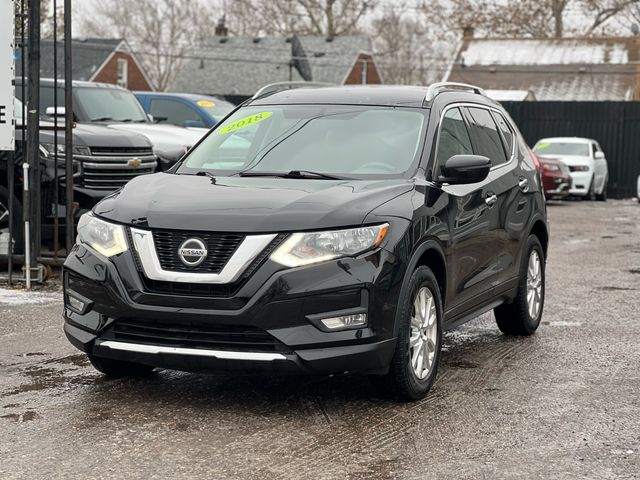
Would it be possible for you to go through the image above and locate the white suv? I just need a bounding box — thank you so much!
[533,137,608,201]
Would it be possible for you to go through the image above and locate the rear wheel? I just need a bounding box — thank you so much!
[382,266,443,401]
[88,354,155,378]
[494,235,545,335]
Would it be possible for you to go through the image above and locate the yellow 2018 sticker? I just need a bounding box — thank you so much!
[536,143,550,150]
[217,112,273,134]
[197,100,216,107]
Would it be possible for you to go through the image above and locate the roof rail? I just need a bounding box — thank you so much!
[251,81,335,100]
[424,82,486,103]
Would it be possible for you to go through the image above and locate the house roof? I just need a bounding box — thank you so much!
[18,38,129,81]
[447,37,640,101]
[170,36,374,97]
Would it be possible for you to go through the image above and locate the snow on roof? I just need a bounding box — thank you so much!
[485,89,536,101]
[462,39,629,66]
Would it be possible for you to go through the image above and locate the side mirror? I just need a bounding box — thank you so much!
[594,151,605,160]
[45,106,65,117]
[439,154,491,185]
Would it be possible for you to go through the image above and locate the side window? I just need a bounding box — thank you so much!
[436,107,473,167]
[149,99,205,127]
[493,112,514,158]
[466,107,508,166]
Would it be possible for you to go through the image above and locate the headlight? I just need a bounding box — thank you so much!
[572,165,590,172]
[76,213,128,257]
[271,224,389,268]
[542,163,560,172]
[39,143,91,157]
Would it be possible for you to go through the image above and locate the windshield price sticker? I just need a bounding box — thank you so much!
[217,112,272,134]
[197,100,216,107]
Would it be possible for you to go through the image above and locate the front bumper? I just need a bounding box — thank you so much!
[63,240,403,375]
[568,171,592,196]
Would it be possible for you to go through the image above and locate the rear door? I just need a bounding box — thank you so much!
[148,98,207,128]
[435,106,500,317]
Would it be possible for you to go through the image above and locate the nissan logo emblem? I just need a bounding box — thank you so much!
[178,238,208,267]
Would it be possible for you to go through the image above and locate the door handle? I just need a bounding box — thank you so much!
[518,178,529,192]
[485,194,498,207]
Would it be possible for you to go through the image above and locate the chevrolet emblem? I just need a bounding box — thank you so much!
[128,157,142,168]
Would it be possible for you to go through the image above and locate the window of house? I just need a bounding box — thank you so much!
[149,99,205,127]
[436,107,473,167]
[117,58,128,88]
[465,107,508,166]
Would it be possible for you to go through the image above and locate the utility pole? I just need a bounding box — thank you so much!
[64,0,74,253]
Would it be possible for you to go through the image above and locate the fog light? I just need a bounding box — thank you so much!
[67,293,87,314]
[321,313,367,330]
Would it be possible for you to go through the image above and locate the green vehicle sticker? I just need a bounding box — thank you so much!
[217,112,273,134]
[536,142,550,150]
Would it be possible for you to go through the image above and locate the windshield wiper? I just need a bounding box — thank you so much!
[195,171,217,183]
[239,170,349,180]
[90,116,113,122]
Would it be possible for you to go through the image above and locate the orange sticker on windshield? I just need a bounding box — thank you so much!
[197,100,215,107]
[217,112,272,134]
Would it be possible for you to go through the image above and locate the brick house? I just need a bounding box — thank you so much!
[19,38,154,91]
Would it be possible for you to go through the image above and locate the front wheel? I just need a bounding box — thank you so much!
[383,266,443,401]
[0,186,24,255]
[494,235,545,335]
[595,178,607,201]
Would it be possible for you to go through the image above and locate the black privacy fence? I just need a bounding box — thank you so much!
[503,101,640,199]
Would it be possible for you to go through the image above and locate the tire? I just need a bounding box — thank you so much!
[88,354,155,378]
[382,266,443,401]
[494,235,545,335]
[0,186,24,255]
[583,176,596,201]
[595,178,607,202]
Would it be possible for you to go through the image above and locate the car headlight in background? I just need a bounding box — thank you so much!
[542,163,560,172]
[39,143,91,157]
[271,224,389,267]
[571,165,590,172]
[76,213,128,257]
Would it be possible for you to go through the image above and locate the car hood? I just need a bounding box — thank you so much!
[94,173,415,232]
[32,121,153,148]
[106,123,206,152]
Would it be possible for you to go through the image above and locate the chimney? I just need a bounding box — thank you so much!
[463,26,475,39]
[215,15,228,37]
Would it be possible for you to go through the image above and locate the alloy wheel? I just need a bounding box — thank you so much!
[409,286,438,380]
[526,250,543,319]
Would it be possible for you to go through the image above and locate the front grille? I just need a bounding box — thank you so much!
[78,147,157,191]
[103,318,290,353]
[153,230,245,273]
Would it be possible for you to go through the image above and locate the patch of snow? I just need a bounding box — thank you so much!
[0,288,62,306]
[463,40,629,66]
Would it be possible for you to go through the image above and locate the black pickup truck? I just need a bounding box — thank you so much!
[0,100,156,255]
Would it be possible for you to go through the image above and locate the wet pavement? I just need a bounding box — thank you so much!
[1,200,639,479]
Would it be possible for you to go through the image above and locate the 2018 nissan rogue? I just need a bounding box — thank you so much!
[63,83,549,400]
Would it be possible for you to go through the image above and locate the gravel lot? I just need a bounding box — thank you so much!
[1,200,639,479]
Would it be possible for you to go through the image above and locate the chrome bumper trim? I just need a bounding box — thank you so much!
[130,227,277,284]
[99,340,287,361]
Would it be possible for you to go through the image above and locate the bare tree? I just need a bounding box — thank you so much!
[226,0,376,37]
[79,0,218,91]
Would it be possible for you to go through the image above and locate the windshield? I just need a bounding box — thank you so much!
[177,105,426,178]
[195,98,235,121]
[75,87,148,122]
[535,141,590,157]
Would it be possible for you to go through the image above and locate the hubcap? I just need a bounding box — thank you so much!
[526,250,543,319]
[409,286,438,380]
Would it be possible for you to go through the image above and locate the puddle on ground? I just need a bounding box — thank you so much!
[597,286,636,291]
[542,321,583,327]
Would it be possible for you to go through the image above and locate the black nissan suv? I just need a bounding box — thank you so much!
[63,82,548,400]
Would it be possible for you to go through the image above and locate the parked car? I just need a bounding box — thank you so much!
[17,79,204,170]
[533,137,608,201]
[1,98,156,255]
[63,82,548,401]
[538,156,572,200]
[135,92,235,131]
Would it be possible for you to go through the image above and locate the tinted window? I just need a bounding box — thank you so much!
[436,108,473,166]
[493,112,513,157]
[150,99,205,127]
[466,107,507,166]
[179,105,425,178]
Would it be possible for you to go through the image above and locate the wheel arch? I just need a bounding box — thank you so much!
[529,219,549,259]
